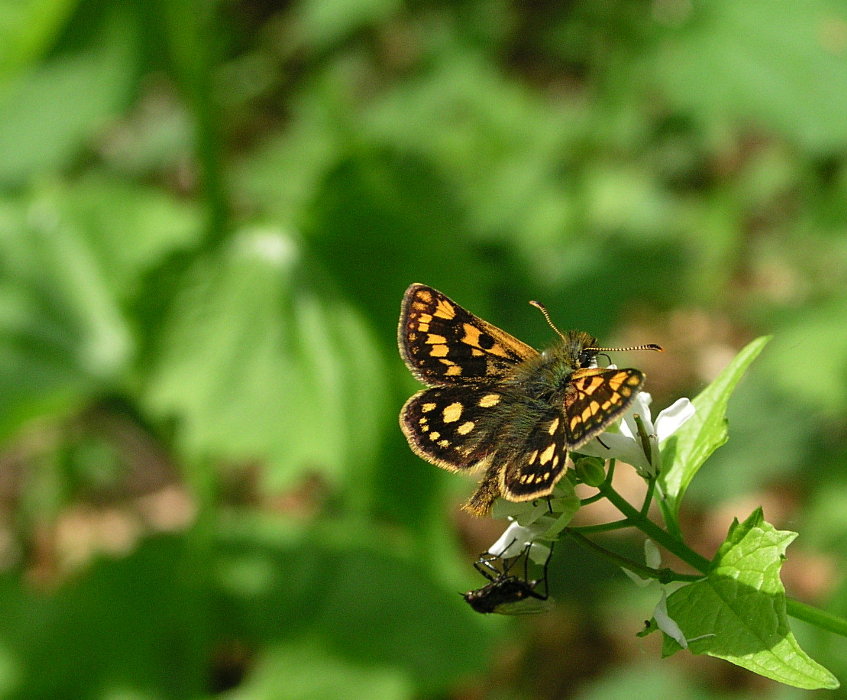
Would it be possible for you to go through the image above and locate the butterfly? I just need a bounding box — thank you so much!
[463,541,554,615]
[398,284,661,516]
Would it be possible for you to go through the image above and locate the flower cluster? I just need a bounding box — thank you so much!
[577,391,694,478]
[481,391,696,631]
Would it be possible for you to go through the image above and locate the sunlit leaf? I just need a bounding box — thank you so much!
[0,0,78,86]
[661,509,839,690]
[659,336,770,521]
[0,6,137,184]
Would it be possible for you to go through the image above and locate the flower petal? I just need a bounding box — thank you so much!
[621,392,654,439]
[644,539,661,569]
[653,590,688,649]
[488,521,541,558]
[655,398,695,443]
[622,568,654,588]
[578,433,650,469]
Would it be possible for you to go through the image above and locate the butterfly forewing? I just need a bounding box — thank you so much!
[398,284,538,385]
[564,367,644,448]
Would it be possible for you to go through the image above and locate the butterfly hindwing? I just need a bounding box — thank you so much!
[398,284,538,386]
[499,409,571,502]
[399,385,508,472]
[563,367,644,448]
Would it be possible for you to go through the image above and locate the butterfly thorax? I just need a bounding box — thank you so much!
[510,330,599,402]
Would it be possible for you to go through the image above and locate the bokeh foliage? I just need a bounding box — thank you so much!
[1,0,847,697]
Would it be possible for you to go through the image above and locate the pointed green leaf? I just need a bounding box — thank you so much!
[660,509,838,690]
[0,181,200,439]
[659,336,770,520]
[0,197,130,438]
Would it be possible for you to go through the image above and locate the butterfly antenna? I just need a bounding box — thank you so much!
[589,343,664,353]
[530,300,663,352]
[529,300,566,343]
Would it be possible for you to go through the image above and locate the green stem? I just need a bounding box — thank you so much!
[786,598,847,638]
[659,499,682,539]
[595,483,847,638]
[175,454,217,696]
[163,0,228,244]
[565,529,701,584]
[653,480,682,539]
[580,492,605,506]
[598,480,710,574]
[604,457,617,484]
[572,464,847,639]
[569,519,632,534]
[640,477,656,516]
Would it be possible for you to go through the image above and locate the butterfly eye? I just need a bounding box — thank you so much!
[578,348,598,368]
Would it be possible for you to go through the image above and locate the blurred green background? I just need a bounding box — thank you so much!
[2,0,847,697]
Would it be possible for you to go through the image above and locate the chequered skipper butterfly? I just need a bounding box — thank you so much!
[398,284,662,516]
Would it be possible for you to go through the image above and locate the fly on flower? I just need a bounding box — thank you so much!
[464,541,555,615]
[398,284,663,515]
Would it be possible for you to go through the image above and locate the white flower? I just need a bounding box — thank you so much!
[487,519,552,565]
[485,482,581,564]
[625,540,692,649]
[653,590,689,649]
[622,538,662,588]
[489,481,581,540]
[578,391,695,478]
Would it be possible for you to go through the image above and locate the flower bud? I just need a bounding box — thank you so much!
[573,455,606,487]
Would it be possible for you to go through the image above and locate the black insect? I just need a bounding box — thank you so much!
[463,541,554,615]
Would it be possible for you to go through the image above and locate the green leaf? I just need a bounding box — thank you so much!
[651,0,847,151]
[0,194,132,439]
[216,516,496,697]
[0,6,137,185]
[143,229,391,497]
[758,296,847,415]
[659,335,770,521]
[299,0,401,48]
[241,641,413,700]
[0,536,209,698]
[0,0,78,86]
[660,509,839,690]
[0,180,200,439]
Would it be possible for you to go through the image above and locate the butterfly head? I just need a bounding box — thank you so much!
[530,300,663,367]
